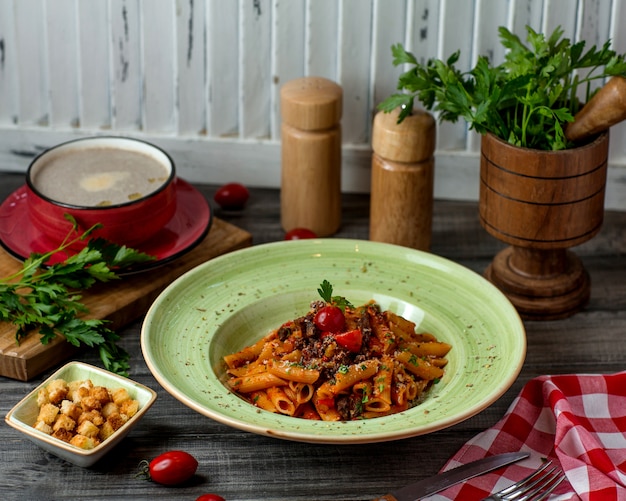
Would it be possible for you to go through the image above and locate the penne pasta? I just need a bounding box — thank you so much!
[362,402,408,419]
[353,381,371,398]
[289,381,315,404]
[279,349,302,363]
[223,332,277,369]
[430,357,449,368]
[227,363,268,378]
[405,378,419,401]
[268,360,320,383]
[223,288,451,421]
[392,383,408,407]
[315,382,335,401]
[364,397,391,413]
[228,372,287,393]
[368,308,397,354]
[266,386,297,416]
[396,350,445,381]
[312,393,342,421]
[332,360,379,394]
[249,390,277,412]
[294,402,321,420]
[400,340,452,358]
[372,356,393,405]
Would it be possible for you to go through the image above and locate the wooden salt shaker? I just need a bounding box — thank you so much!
[369,107,436,250]
[280,77,342,236]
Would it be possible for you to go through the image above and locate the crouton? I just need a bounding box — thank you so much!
[98,421,116,441]
[119,399,139,418]
[52,428,74,443]
[69,434,98,450]
[89,386,111,405]
[69,386,89,404]
[101,401,119,418]
[80,395,102,412]
[67,380,82,393]
[69,380,93,403]
[37,403,59,425]
[60,400,82,421]
[36,388,50,407]
[52,414,76,433]
[111,388,131,406]
[107,412,129,431]
[77,409,105,427]
[34,421,53,435]
[47,379,68,405]
[76,420,100,439]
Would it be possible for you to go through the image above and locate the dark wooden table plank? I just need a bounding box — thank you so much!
[1,171,625,501]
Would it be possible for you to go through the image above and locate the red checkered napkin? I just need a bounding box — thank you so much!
[425,373,626,501]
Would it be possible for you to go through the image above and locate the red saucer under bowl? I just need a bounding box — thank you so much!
[0,178,212,272]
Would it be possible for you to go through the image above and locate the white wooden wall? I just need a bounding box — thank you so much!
[0,0,625,209]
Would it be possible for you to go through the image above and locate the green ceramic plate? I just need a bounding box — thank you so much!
[141,239,526,444]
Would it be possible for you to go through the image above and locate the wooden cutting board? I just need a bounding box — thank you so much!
[0,217,252,381]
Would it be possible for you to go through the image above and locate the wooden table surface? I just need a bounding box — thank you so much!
[1,171,625,501]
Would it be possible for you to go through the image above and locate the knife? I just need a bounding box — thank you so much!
[372,451,529,501]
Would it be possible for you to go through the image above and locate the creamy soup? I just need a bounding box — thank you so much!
[31,147,171,207]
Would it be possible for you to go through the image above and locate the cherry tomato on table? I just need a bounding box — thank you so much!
[145,450,198,486]
[314,305,345,333]
[284,227,317,240]
[196,495,226,501]
[214,182,249,209]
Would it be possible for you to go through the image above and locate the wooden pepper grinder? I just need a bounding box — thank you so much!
[369,107,436,250]
[280,77,342,236]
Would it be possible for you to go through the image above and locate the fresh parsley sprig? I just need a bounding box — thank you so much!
[317,280,353,311]
[379,25,626,150]
[0,215,155,376]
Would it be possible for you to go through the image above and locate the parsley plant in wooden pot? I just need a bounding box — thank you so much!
[379,26,626,319]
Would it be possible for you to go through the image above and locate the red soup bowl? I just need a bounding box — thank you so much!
[26,136,177,250]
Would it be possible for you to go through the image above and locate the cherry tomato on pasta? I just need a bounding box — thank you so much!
[147,450,198,486]
[284,228,317,240]
[196,495,226,501]
[214,183,249,209]
[314,305,345,333]
[334,329,363,352]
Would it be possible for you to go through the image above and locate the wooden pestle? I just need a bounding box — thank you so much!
[565,76,626,142]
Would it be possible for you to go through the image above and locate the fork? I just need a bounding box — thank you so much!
[482,460,567,500]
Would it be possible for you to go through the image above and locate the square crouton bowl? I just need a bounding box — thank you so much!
[5,361,157,467]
